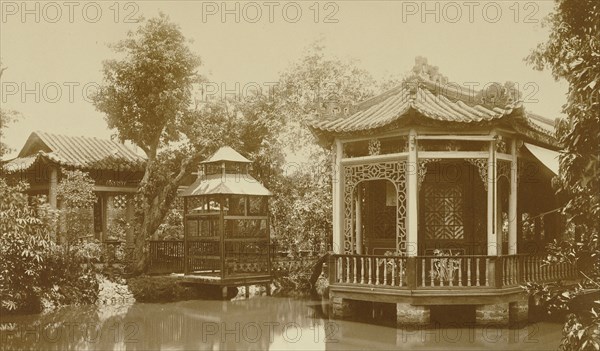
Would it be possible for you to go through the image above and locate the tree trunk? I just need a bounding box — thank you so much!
[129,153,196,275]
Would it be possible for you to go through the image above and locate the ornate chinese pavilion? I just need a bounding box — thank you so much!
[308,58,577,326]
[178,146,273,297]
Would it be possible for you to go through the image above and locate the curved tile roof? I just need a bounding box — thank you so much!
[309,75,524,134]
[3,131,146,172]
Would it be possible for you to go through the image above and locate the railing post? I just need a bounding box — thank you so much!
[406,257,417,289]
[183,198,188,276]
[328,253,336,285]
[492,256,503,288]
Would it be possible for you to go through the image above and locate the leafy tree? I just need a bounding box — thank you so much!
[92,14,203,273]
[56,169,97,244]
[0,63,20,160]
[277,39,376,151]
[270,40,377,258]
[0,180,55,312]
[186,95,286,187]
[526,0,599,349]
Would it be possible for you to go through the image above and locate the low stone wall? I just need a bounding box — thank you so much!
[328,292,530,327]
[397,303,430,327]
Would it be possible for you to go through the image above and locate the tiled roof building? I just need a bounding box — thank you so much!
[3,131,146,243]
[3,131,145,173]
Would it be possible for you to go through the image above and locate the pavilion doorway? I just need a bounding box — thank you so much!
[418,161,487,256]
[357,179,397,255]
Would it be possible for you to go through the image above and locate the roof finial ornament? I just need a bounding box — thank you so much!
[412,56,429,78]
[411,56,448,85]
[319,91,350,119]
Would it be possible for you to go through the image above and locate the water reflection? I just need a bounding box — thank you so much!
[0,297,562,350]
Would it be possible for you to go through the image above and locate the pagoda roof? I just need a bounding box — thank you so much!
[181,174,272,197]
[3,131,146,173]
[200,146,252,164]
[308,58,558,147]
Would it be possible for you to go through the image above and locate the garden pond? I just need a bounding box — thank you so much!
[0,296,563,350]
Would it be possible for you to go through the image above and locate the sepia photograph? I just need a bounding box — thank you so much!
[0,0,598,350]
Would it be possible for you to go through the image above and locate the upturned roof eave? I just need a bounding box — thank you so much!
[309,107,559,149]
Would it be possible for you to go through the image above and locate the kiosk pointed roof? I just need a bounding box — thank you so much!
[200,146,252,164]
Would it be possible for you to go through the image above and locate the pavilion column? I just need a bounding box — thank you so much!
[125,195,135,247]
[48,167,58,241]
[487,138,498,256]
[355,185,362,254]
[58,200,66,243]
[508,139,518,255]
[406,129,418,256]
[101,194,109,242]
[332,139,344,254]
[48,167,58,208]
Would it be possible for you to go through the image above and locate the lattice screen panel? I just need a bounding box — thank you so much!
[423,183,465,240]
[343,161,406,254]
[112,194,128,209]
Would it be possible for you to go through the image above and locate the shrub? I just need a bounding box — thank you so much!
[0,179,100,314]
[39,244,100,308]
[0,180,55,313]
[56,169,96,243]
[127,276,215,302]
[272,259,316,297]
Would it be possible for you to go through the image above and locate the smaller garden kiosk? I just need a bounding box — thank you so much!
[181,146,273,295]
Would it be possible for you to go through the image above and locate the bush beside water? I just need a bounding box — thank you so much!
[0,180,101,314]
[127,276,225,302]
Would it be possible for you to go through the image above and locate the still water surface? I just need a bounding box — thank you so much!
[0,297,562,350]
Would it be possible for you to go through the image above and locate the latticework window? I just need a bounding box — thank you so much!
[112,194,127,209]
[423,183,465,240]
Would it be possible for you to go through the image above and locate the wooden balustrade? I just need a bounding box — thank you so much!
[148,240,185,274]
[146,241,579,286]
[148,240,316,276]
[331,255,408,288]
[520,255,577,283]
[329,253,579,290]
[417,255,490,288]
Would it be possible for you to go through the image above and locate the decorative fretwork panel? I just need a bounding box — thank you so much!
[112,194,127,209]
[368,139,381,156]
[418,158,441,190]
[343,161,406,254]
[497,160,511,181]
[423,183,465,240]
[465,158,489,190]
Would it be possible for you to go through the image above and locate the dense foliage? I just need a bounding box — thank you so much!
[0,179,100,314]
[269,40,376,257]
[186,95,286,188]
[526,0,600,349]
[0,63,20,159]
[56,169,97,243]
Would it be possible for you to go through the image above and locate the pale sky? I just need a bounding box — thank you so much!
[0,1,567,159]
